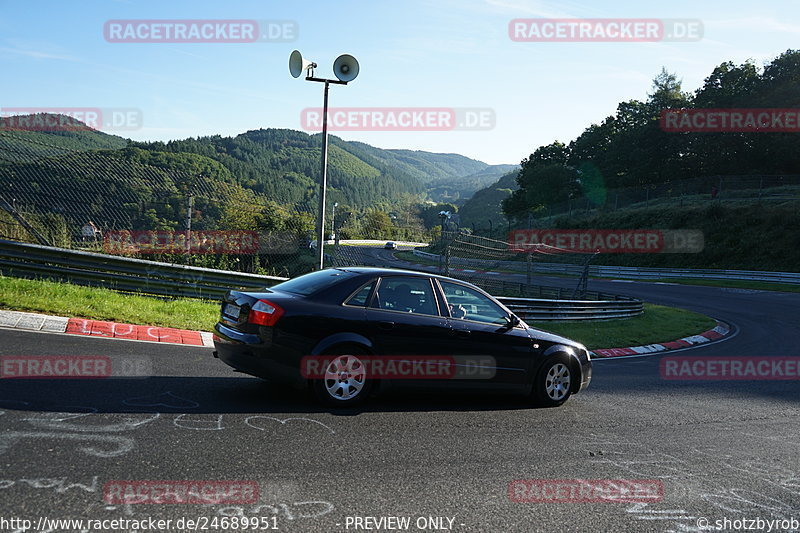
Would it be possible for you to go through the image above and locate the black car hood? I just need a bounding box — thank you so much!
[526,325,586,351]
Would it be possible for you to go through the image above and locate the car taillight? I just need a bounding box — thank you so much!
[248,299,284,326]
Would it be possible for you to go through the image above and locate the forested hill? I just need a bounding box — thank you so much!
[131,129,422,209]
[0,114,127,156]
[1,120,513,212]
[457,170,519,230]
[336,142,517,201]
[134,130,515,206]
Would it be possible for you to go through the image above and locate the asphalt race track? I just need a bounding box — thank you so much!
[1,250,799,532]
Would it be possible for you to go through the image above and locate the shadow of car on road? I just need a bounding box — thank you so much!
[2,357,798,419]
[0,375,552,416]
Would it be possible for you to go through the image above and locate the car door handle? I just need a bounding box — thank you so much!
[378,321,395,330]
[453,329,471,338]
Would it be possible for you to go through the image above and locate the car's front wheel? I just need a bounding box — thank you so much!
[532,356,574,407]
[312,351,374,407]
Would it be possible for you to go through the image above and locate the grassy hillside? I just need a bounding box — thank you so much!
[0,115,127,160]
[122,128,516,208]
[1,116,520,257]
[1,119,515,219]
[546,196,800,271]
[133,129,428,209]
[458,163,800,272]
[386,149,487,180]
[337,141,478,182]
[341,143,516,202]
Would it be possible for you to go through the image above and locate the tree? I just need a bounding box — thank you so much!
[503,164,580,220]
[758,49,800,106]
[694,61,760,108]
[647,67,690,112]
[520,141,569,169]
[361,209,393,239]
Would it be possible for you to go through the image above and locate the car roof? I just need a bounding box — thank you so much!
[334,267,481,287]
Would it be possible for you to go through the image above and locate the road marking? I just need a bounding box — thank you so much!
[123,392,200,409]
[245,415,336,435]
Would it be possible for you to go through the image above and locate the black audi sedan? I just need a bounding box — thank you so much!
[213,267,591,407]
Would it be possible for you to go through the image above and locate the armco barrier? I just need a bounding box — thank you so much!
[0,239,643,320]
[0,239,287,299]
[536,263,800,284]
[412,250,800,284]
[497,296,643,321]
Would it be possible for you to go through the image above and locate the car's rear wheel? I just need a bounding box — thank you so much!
[532,356,574,407]
[312,351,374,407]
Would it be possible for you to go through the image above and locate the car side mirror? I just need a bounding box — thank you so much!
[504,315,520,328]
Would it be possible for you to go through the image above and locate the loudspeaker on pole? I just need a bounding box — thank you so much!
[332,54,359,82]
[289,50,317,78]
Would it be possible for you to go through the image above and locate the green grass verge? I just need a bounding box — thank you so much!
[0,276,717,351]
[0,276,218,331]
[617,277,800,293]
[395,250,433,265]
[537,303,716,350]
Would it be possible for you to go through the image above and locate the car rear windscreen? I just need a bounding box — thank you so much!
[270,269,356,296]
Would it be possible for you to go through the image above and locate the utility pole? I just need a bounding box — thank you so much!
[289,50,359,270]
[185,194,194,256]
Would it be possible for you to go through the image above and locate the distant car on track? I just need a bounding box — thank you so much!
[384,241,397,250]
[212,267,591,407]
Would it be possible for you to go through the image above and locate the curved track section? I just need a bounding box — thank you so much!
[1,246,798,532]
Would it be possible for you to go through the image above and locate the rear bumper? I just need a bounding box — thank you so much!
[212,322,304,385]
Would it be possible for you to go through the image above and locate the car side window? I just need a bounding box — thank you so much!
[440,281,509,325]
[344,282,374,307]
[372,277,438,316]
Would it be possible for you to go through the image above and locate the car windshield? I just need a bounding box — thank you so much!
[270,269,354,296]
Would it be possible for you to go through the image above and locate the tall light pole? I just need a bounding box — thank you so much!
[332,202,338,243]
[439,210,450,234]
[289,50,359,270]
[185,194,194,257]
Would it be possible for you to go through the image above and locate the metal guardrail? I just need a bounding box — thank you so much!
[576,264,800,284]
[413,250,800,284]
[0,239,287,299]
[497,296,643,321]
[473,276,630,301]
[412,250,644,320]
[0,239,644,320]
